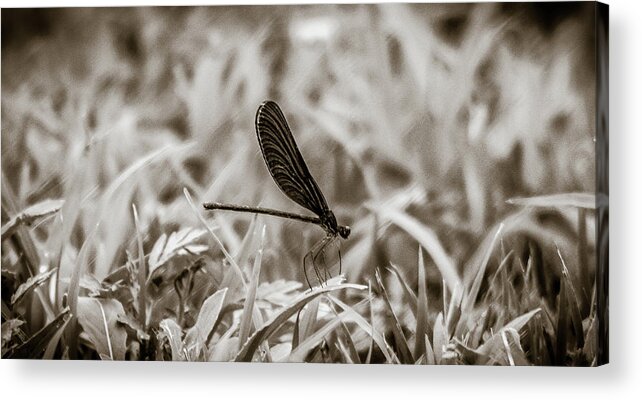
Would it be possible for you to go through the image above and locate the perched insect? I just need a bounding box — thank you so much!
[203,100,350,288]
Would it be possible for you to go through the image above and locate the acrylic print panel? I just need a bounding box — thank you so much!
[1,2,608,365]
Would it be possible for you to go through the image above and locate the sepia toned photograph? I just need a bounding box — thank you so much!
[1,2,608,365]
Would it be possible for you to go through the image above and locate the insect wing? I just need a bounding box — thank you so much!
[255,101,330,217]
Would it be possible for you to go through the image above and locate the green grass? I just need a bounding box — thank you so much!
[1,4,598,364]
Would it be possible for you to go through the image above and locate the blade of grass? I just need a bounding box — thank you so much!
[159,319,185,361]
[95,143,194,279]
[10,268,57,305]
[477,308,541,356]
[1,171,40,277]
[424,334,435,365]
[337,319,361,364]
[7,307,71,359]
[235,282,366,362]
[185,288,229,350]
[366,203,461,291]
[463,224,504,312]
[414,247,429,360]
[66,222,99,359]
[297,297,320,347]
[42,315,71,359]
[1,198,64,241]
[506,192,595,209]
[184,188,246,288]
[386,263,418,312]
[365,282,375,364]
[132,204,147,330]
[238,224,265,348]
[287,298,368,362]
[577,207,590,311]
[326,293,395,364]
[375,269,413,363]
[432,312,447,365]
[557,247,585,350]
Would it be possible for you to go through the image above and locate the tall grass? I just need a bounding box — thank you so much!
[1,3,598,364]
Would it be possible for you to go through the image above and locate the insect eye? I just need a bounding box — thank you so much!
[340,226,351,239]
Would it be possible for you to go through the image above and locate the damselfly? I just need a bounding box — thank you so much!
[203,100,350,288]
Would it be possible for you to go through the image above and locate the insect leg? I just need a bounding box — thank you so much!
[313,235,334,285]
[302,250,314,289]
[336,239,342,276]
[304,245,324,289]
[320,246,329,283]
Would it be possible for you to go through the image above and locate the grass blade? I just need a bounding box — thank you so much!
[185,288,229,351]
[287,298,368,362]
[375,269,413,363]
[238,224,265,348]
[1,198,64,241]
[132,204,147,330]
[183,188,246,287]
[386,263,418,313]
[235,281,366,362]
[159,319,185,361]
[11,268,57,305]
[6,307,71,359]
[507,192,595,209]
[366,203,461,291]
[414,247,429,360]
[557,247,585,350]
[326,293,395,364]
[463,224,503,313]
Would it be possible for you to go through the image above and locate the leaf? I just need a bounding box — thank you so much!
[2,319,25,350]
[158,319,185,361]
[477,308,541,357]
[148,227,207,274]
[297,297,320,347]
[76,297,128,360]
[424,334,435,365]
[432,312,447,365]
[208,337,240,362]
[7,308,71,359]
[497,329,530,366]
[257,279,303,305]
[11,268,57,305]
[117,313,150,342]
[507,192,595,209]
[1,198,64,241]
[185,288,228,350]
[452,339,488,365]
[43,316,70,359]
[270,342,292,361]
[235,281,366,362]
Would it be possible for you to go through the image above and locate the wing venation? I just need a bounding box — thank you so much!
[255,101,330,217]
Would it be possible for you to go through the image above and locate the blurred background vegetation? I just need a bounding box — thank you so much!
[1,3,599,364]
